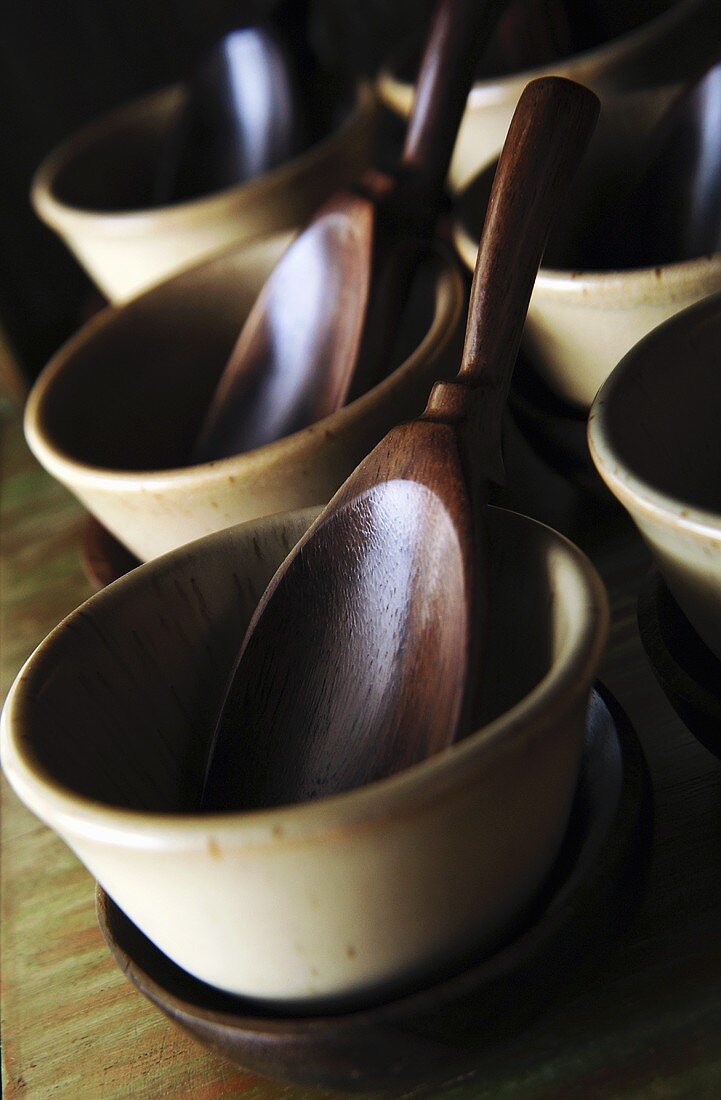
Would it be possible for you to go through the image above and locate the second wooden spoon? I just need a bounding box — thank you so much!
[191,0,507,462]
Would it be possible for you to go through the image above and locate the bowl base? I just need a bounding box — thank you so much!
[508,354,615,503]
[97,682,652,1092]
[81,516,140,589]
[637,569,721,760]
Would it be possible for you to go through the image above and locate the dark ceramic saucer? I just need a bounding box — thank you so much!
[80,517,139,590]
[96,684,652,1092]
[508,353,614,503]
[638,569,721,760]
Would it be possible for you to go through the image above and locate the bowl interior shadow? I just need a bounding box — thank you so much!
[597,296,721,512]
[51,92,179,212]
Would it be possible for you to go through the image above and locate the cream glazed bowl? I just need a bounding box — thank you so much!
[453,83,721,409]
[379,0,719,191]
[31,81,378,302]
[0,504,609,1007]
[588,292,721,663]
[24,230,464,562]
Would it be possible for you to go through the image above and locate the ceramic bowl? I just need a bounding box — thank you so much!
[93,683,650,1091]
[24,231,464,562]
[453,84,721,409]
[379,0,719,191]
[588,291,721,662]
[1,504,608,1007]
[31,81,378,302]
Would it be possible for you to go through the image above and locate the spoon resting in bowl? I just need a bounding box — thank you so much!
[200,75,599,813]
[154,1,313,204]
[190,0,508,462]
[588,55,721,270]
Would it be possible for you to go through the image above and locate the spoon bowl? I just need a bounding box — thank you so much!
[591,56,721,269]
[193,192,377,458]
[204,468,470,810]
[153,24,306,204]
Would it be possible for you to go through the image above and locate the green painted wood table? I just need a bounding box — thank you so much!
[2,391,721,1099]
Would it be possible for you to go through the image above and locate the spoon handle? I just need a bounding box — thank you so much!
[425,76,599,481]
[399,0,507,213]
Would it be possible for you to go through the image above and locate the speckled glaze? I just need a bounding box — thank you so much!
[521,254,721,409]
[0,505,608,1006]
[588,292,721,662]
[379,0,719,191]
[31,82,379,302]
[453,84,721,409]
[24,232,465,561]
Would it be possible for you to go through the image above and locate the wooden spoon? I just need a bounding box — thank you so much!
[154,4,311,205]
[200,77,599,813]
[594,55,721,269]
[191,0,508,462]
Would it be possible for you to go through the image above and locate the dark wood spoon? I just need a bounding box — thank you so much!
[191,0,508,462]
[587,54,721,270]
[626,55,721,266]
[154,3,312,205]
[200,76,599,813]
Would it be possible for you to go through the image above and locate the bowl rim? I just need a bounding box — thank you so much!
[23,235,465,492]
[31,80,377,232]
[378,0,704,106]
[587,290,721,539]
[451,215,721,302]
[0,506,608,850]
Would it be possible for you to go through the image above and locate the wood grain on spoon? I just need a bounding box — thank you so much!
[201,77,599,813]
[192,0,508,463]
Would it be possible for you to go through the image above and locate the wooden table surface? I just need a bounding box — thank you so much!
[2,388,721,1099]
